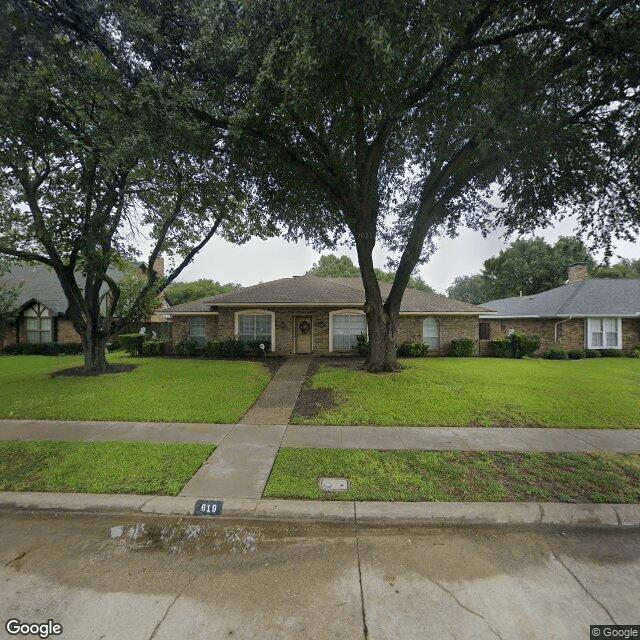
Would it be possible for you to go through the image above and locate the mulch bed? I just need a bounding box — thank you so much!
[51,364,137,378]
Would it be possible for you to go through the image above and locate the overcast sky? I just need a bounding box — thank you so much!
[174,214,638,295]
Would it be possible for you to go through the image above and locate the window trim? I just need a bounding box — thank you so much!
[23,303,53,344]
[422,317,440,350]
[189,317,207,347]
[585,317,622,349]
[234,310,275,351]
[329,309,367,352]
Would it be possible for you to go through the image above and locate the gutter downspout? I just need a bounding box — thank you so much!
[554,317,572,343]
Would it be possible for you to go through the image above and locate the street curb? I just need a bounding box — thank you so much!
[1,492,638,527]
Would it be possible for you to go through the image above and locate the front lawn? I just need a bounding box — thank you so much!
[0,441,214,495]
[0,353,271,423]
[292,358,640,428]
[264,448,640,503]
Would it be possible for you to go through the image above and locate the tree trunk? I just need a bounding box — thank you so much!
[363,298,399,372]
[82,332,108,373]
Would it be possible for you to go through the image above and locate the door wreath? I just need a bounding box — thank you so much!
[298,320,311,334]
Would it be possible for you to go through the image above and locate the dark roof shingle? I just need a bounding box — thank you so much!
[166,274,491,314]
[480,279,640,317]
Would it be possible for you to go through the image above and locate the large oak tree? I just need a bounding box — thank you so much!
[196,0,640,370]
[0,1,264,372]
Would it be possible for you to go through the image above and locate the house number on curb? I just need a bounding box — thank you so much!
[194,499,223,516]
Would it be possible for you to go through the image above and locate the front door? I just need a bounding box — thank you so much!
[295,316,312,354]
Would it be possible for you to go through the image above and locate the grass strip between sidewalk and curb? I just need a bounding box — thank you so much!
[264,448,640,503]
[0,441,215,496]
[291,358,640,428]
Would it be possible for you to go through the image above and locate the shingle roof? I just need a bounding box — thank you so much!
[480,279,640,318]
[0,263,124,314]
[166,274,492,314]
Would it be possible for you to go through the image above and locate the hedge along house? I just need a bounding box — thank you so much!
[0,261,170,348]
[165,275,492,355]
[478,265,640,356]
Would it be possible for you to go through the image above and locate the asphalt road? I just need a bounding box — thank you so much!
[0,511,638,640]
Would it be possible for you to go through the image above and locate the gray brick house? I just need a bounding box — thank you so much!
[165,275,492,356]
[478,266,640,355]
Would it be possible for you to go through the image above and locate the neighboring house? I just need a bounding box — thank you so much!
[165,275,492,356]
[478,265,640,355]
[0,260,169,348]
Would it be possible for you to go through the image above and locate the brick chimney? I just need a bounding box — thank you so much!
[152,257,165,278]
[567,263,589,283]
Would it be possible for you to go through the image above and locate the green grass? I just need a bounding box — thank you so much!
[292,358,640,428]
[0,353,271,423]
[0,441,214,495]
[264,448,640,503]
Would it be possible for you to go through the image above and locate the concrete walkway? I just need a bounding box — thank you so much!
[2,420,640,453]
[179,425,285,499]
[238,356,312,424]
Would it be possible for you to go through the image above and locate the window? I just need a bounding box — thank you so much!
[24,303,53,343]
[479,322,490,340]
[331,313,367,351]
[422,317,440,350]
[587,317,621,349]
[237,314,272,345]
[189,317,206,347]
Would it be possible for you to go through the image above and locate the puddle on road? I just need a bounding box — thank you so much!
[107,520,264,555]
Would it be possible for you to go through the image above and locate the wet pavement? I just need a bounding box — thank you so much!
[1,510,639,639]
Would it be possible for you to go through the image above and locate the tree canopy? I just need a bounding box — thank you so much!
[446,236,638,303]
[207,0,640,369]
[165,279,241,306]
[10,0,640,371]
[307,255,433,293]
[0,1,266,371]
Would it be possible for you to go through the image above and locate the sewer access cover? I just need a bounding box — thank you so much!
[318,477,350,492]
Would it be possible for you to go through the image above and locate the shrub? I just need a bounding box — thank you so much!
[245,339,271,356]
[510,332,541,358]
[174,339,199,356]
[117,333,145,356]
[1,342,83,356]
[585,349,602,358]
[396,341,429,357]
[449,338,477,357]
[355,333,369,357]
[141,339,164,356]
[543,348,568,360]
[601,348,624,358]
[489,337,511,358]
[567,349,586,360]
[633,347,640,359]
[206,338,247,358]
[489,332,540,358]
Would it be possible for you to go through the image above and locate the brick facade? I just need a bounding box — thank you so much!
[396,315,479,356]
[481,317,640,356]
[168,307,481,356]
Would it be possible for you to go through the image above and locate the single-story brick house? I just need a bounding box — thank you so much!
[165,275,492,356]
[0,261,170,348]
[478,265,640,355]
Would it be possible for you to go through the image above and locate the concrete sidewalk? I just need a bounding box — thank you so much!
[2,420,640,453]
[238,356,312,424]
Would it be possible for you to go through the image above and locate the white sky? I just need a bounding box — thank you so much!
[174,214,638,295]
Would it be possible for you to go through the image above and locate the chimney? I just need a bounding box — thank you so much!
[567,263,588,284]
[152,257,165,278]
